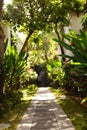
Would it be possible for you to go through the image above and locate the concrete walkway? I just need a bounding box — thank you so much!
[17,87,75,130]
[0,123,10,130]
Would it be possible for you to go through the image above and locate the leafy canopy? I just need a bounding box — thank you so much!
[3,0,86,32]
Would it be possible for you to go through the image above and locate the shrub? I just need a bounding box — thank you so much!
[5,90,23,108]
[63,63,87,97]
[47,60,65,88]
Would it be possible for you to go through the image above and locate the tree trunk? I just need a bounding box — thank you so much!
[0,26,4,55]
[0,0,3,21]
[54,23,66,62]
[19,30,33,55]
[44,50,49,63]
[0,26,5,99]
[0,0,5,99]
[0,54,5,99]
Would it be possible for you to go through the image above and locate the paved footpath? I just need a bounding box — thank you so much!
[17,87,75,130]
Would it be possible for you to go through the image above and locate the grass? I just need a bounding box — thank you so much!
[51,87,87,130]
[0,84,38,130]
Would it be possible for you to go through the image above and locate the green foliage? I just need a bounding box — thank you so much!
[29,70,37,80]
[0,31,38,116]
[47,60,64,87]
[54,29,87,63]
[0,90,23,116]
[27,31,58,65]
[27,68,38,85]
[82,13,87,31]
[0,84,37,122]
[4,43,26,92]
[3,0,86,55]
[81,97,87,104]
[3,0,86,33]
[4,0,52,32]
[26,84,38,94]
[54,29,87,97]
[63,63,87,96]
[71,0,86,14]
[6,90,23,104]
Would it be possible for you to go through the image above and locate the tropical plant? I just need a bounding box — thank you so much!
[63,63,87,94]
[47,60,64,88]
[54,29,87,63]
[4,43,26,93]
[82,13,87,31]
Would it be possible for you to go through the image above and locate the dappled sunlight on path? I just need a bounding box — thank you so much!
[32,87,55,100]
[17,87,75,130]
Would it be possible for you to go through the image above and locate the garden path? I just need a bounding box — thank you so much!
[17,87,75,130]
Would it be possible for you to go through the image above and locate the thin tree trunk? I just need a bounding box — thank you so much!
[0,0,4,55]
[0,29,4,99]
[0,0,3,21]
[19,30,33,55]
[44,50,49,63]
[0,26,4,55]
[54,23,66,62]
[0,0,5,99]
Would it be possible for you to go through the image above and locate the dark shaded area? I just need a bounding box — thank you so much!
[34,64,49,87]
[63,63,87,97]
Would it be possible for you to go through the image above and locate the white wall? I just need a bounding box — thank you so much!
[70,12,83,33]
[62,12,83,59]
[1,22,24,53]
[1,22,10,44]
